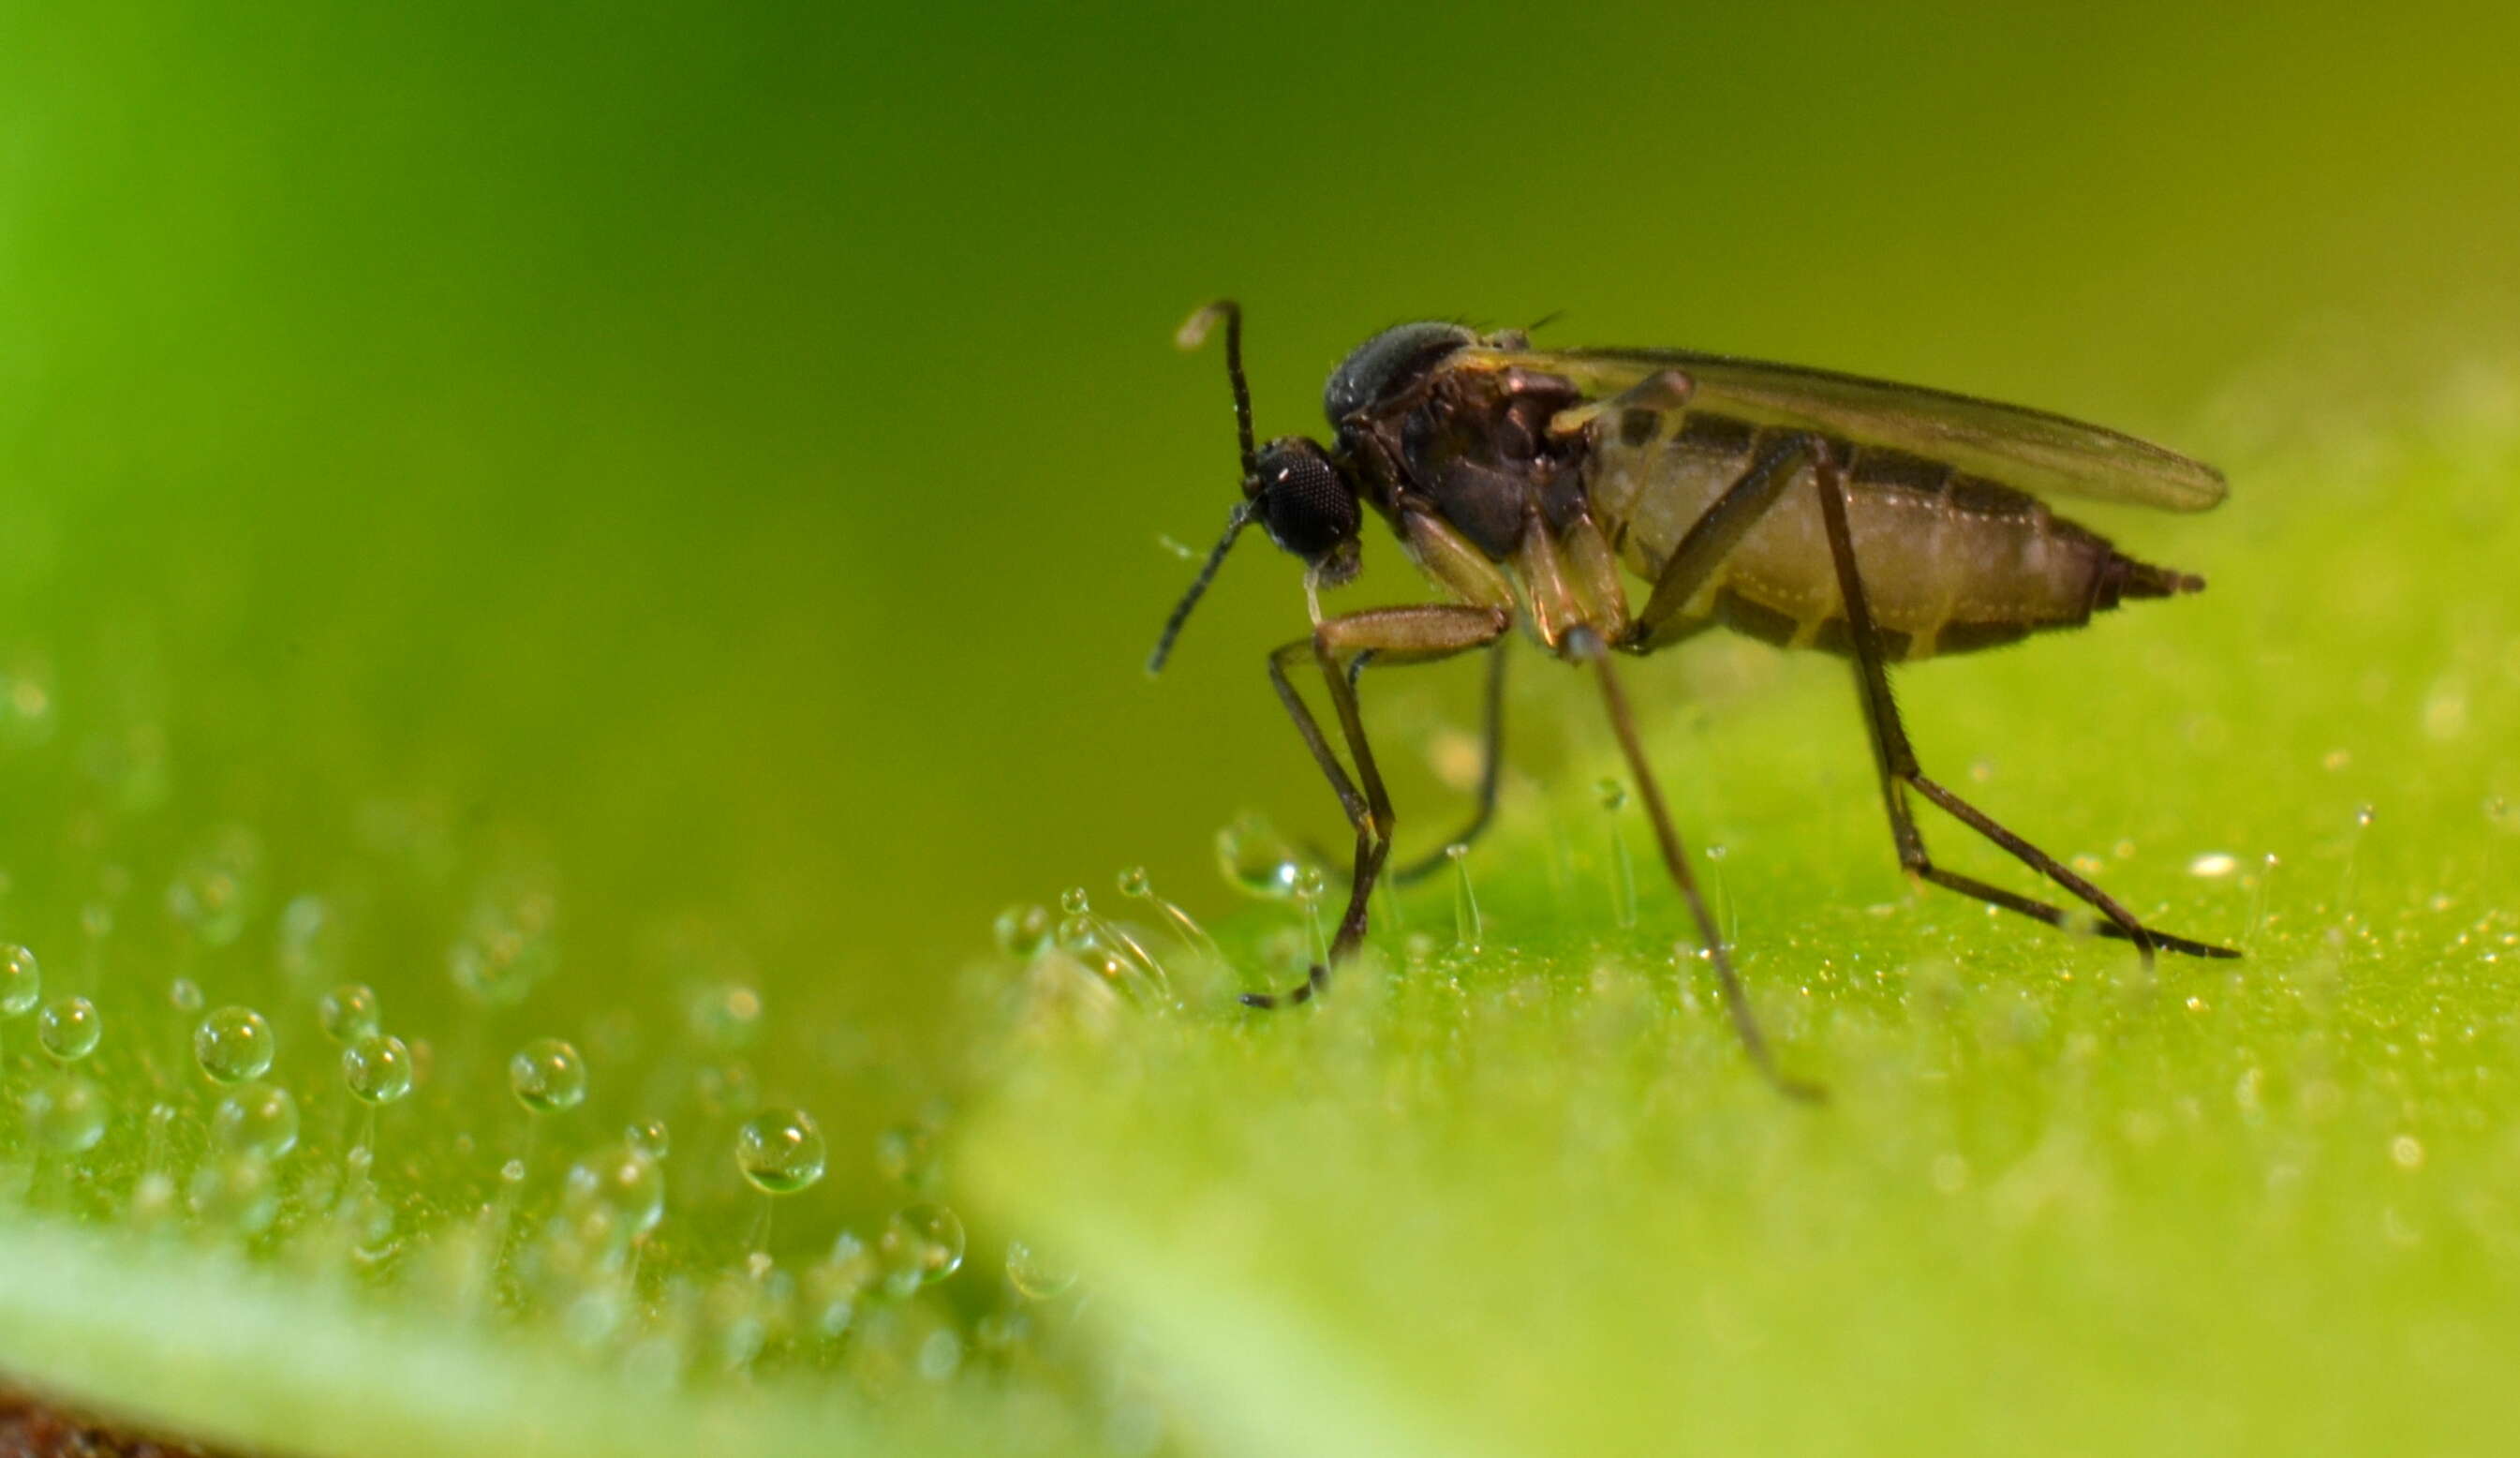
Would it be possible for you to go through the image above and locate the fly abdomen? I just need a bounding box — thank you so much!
[1587,415,2205,660]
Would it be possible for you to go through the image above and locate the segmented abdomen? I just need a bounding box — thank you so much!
[1585,409,2194,660]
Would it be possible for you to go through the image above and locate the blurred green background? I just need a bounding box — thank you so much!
[5,0,2517,1074]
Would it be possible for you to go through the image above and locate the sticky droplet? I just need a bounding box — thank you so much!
[993,904,1052,960]
[735,1108,827,1195]
[37,996,101,1061]
[1006,1239,1077,1301]
[342,1034,415,1105]
[319,984,381,1044]
[214,1082,301,1160]
[879,1203,967,1293]
[1216,814,1304,900]
[0,945,39,1018]
[627,1117,671,1159]
[509,1037,588,1114]
[23,1075,109,1154]
[1448,843,1482,951]
[564,1143,667,1242]
[195,1006,276,1084]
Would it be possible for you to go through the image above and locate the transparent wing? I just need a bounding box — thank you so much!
[1484,345,2227,512]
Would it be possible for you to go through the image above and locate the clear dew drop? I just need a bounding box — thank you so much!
[509,1036,588,1113]
[627,1117,671,1159]
[23,1075,109,1154]
[194,1005,275,1084]
[342,1034,415,1105]
[1117,866,1151,900]
[1216,813,1305,900]
[169,978,204,1013]
[735,1108,827,1195]
[879,1202,967,1294]
[36,995,100,1061]
[319,983,381,1044]
[1060,886,1091,916]
[1005,1239,1078,1301]
[213,1082,301,1160]
[0,944,39,1018]
[993,904,1052,960]
[2355,803,2377,828]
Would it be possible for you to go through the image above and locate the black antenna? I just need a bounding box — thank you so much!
[1176,300,1256,477]
[1146,503,1253,674]
[1148,301,1259,675]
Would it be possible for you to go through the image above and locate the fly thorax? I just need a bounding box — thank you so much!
[1396,368,1588,560]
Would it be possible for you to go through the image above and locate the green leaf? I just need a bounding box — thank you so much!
[965,409,2520,1454]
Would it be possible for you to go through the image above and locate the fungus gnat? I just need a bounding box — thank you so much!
[1149,302,2235,1098]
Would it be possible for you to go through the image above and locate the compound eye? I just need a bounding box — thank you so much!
[1253,441,1359,561]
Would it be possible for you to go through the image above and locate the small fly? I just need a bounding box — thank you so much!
[1149,302,2235,1098]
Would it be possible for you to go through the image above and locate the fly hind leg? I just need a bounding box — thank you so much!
[1247,604,1513,1008]
[1809,442,2238,963]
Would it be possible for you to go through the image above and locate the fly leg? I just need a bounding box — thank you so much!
[1301,641,1510,884]
[1621,432,1823,650]
[1249,604,1514,1008]
[1810,441,2238,963]
[1584,433,1841,1094]
[1570,627,1824,1100]
[1386,639,1511,884]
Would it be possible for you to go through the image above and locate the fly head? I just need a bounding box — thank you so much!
[1248,436,1362,585]
[1148,301,1365,674]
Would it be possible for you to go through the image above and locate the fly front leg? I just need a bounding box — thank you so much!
[1390,638,1510,884]
[1328,640,1516,884]
[1809,442,2238,964]
[1248,603,1514,1008]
